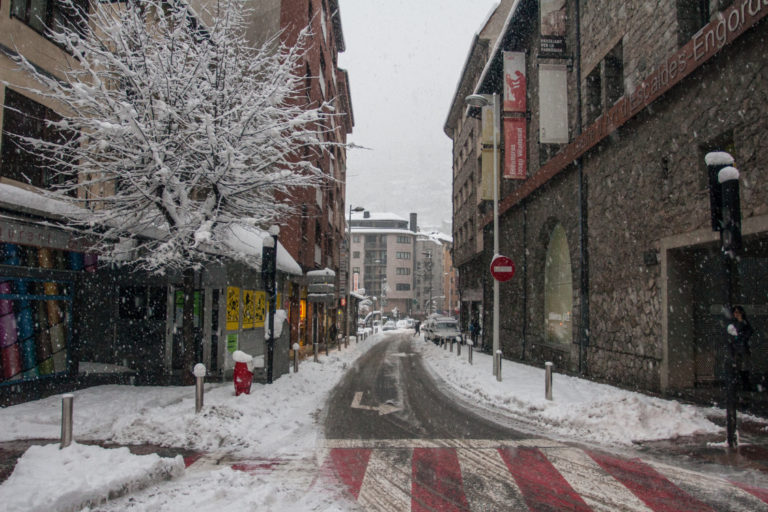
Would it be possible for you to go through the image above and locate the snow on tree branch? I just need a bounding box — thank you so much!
[5,0,342,272]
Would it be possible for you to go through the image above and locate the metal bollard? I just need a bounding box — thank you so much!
[457,341,461,357]
[293,343,300,373]
[313,342,319,362]
[468,341,473,365]
[450,339,454,353]
[193,364,206,413]
[545,362,553,400]
[496,350,502,382]
[61,394,73,448]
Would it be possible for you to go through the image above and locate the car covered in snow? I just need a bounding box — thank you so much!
[382,320,397,331]
[427,317,462,346]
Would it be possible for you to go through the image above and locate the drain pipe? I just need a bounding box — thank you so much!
[574,0,589,375]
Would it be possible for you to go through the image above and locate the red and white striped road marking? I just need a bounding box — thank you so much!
[323,439,768,512]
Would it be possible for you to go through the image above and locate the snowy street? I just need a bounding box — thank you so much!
[1,331,768,511]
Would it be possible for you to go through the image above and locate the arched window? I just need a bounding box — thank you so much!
[544,224,573,344]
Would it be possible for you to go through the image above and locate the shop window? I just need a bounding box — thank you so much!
[119,286,166,320]
[396,284,411,291]
[0,271,72,385]
[677,0,710,45]
[544,224,573,345]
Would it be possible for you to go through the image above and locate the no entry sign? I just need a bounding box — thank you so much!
[490,255,515,282]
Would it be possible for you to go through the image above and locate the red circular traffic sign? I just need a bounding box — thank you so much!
[490,255,516,282]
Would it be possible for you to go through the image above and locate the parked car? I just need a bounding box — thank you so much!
[429,317,463,346]
[382,320,396,331]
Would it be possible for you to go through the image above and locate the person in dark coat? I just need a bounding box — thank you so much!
[728,305,754,391]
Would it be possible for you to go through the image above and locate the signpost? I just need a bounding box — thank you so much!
[490,255,516,282]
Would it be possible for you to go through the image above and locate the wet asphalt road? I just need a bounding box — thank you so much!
[324,331,528,441]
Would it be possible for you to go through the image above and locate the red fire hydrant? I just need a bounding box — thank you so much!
[232,350,254,396]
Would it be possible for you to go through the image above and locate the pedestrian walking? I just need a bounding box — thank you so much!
[727,305,754,391]
[329,322,338,346]
[414,320,421,337]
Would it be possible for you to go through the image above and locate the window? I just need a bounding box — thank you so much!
[397,235,410,244]
[585,67,602,125]
[1,89,76,193]
[544,224,573,345]
[396,268,411,276]
[352,267,360,274]
[352,251,360,259]
[677,0,710,45]
[604,41,624,106]
[396,284,411,291]
[584,40,624,126]
[352,235,361,243]
[396,252,411,260]
[11,0,89,38]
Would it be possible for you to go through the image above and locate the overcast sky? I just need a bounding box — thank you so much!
[337,0,499,231]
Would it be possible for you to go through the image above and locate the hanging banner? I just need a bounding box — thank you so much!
[504,117,527,179]
[226,286,240,330]
[539,64,569,143]
[540,0,567,56]
[503,52,526,113]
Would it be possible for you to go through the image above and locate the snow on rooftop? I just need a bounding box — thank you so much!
[222,224,302,275]
[307,268,336,277]
[350,211,407,222]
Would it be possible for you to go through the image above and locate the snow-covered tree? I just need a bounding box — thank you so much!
[6,0,337,272]
[5,0,340,382]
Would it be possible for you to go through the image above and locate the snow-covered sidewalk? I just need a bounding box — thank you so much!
[414,337,731,447]
[0,336,380,512]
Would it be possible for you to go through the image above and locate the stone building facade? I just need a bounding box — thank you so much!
[448,0,768,393]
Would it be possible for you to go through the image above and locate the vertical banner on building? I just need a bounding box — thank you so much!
[226,286,240,330]
[540,0,567,55]
[503,52,526,113]
[353,273,359,292]
[504,117,527,179]
[539,64,569,143]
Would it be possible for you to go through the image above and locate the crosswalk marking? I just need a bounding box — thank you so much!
[456,448,528,512]
[649,460,768,512]
[358,448,412,512]
[544,447,654,512]
[324,439,768,512]
[500,446,592,511]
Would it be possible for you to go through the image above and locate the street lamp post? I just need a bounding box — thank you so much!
[465,93,500,373]
[262,225,279,384]
[346,205,365,346]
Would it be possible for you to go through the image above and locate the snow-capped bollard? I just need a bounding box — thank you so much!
[467,340,473,365]
[232,350,254,396]
[495,350,502,382]
[60,394,73,449]
[193,363,206,413]
[545,362,553,401]
[293,343,300,373]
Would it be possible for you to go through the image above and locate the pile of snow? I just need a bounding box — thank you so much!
[0,442,184,512]
[414,339,723,446]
